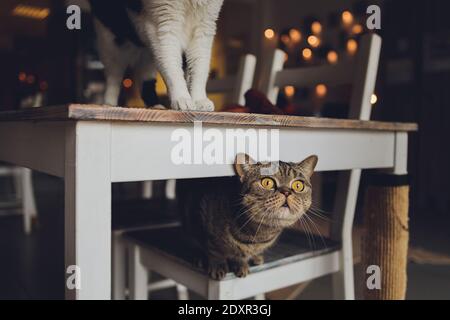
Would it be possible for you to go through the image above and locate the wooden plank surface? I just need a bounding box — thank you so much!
[0,104,418,132]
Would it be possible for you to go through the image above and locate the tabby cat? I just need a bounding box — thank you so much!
[177,154,318,280]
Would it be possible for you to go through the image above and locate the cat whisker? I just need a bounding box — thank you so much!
[307,209,331,222]
[236,206,264,233]
[309,204,331,215]
[303,213,327,249]
[299,215,314,250]
[251,210,271,243]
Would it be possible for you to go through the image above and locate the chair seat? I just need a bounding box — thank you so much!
[125,226,340,280]
[112,199,180,232]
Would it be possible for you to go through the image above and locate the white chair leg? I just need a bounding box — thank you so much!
[21,168,37,234]
[141,181,153,199]
[207,280,233,300]
[148,278,176,291]
[331,169,361,300]
[128,244,148,300]
[112,234,127,300]
[176,284,189,300]
[333,248,355,300]
[254,293,266,300]
[165,179,176,200]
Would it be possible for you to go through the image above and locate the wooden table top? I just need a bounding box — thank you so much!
[0,104,418,132]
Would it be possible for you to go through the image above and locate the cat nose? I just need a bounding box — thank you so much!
[279,187,291,197]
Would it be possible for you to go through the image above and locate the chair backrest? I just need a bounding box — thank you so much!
[207,54,257,106]
[261,34,382,120]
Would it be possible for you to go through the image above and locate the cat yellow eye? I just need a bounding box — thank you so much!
[292,180,305,193]
[261,177,275,190]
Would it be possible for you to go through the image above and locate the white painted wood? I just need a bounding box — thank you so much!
[262,34,382,110]
[228,252,340,299]
[275,62,355,89]
[147,279,178,291]
[112,233,126,300]
[349,34,382,121]
[0,166,22,176]
[0,122,65,177]
[21,168,37,234]
[165,179,176,200]
[110,123,395,182]
[176,284,189,300]
[128,244,148,300]
[141,181,153,199]
[64,122,112,300]
[139,244,340,300]
[145,278,189,299]
[260,49,286,104]
[141,247,207,296]
[0,166,37,234]
[207,54,257,106]
[231,54,257,105]
[331,169,362,300]
[392,132,408,175]
[208,281,234,300]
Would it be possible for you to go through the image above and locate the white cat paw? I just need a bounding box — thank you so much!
[194,98,215,112]
[171,97,195,111]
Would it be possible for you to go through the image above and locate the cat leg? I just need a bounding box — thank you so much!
[250,255,265,266]
[186,34,215,111]
[229,259,250,278]
[149,34,193,110]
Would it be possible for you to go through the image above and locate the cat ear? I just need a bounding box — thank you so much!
[296,155,318,178]
[235,153,256,179]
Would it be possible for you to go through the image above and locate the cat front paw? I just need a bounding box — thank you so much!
[208,262,229,280]
[194,98,215,112]
[171,97,195,111]
[230,260,250,278]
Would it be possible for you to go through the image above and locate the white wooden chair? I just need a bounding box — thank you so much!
[126,227,340,300]
[206,53,257,106]
[260,33,382,299]
[261,34,381,121]
[0,166,37,234]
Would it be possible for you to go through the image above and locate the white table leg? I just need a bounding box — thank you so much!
[64,122,112,300]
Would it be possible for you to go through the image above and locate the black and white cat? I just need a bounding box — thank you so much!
[89,0,224,111]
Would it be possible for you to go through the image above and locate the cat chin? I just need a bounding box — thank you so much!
[275,207,297,220]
